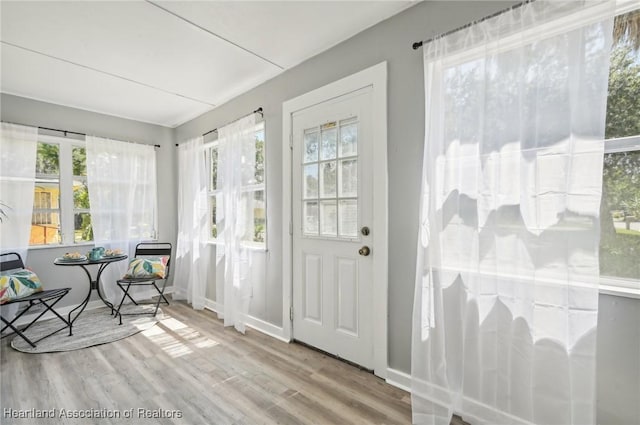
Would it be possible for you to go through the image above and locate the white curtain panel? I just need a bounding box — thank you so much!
[217,115,256,333]
[412,1,615,424]
[0,123,38,323]
[86,136,158,303]
[174,136,209,310]
[0,123,37,259]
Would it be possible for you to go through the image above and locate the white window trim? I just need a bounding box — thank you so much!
[601,134,640,298]
[206,121,267,251]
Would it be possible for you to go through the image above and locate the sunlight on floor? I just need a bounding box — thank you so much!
[141,315,219,356]
[142,323,193,358]
[160,317,188,331]
[160,317,219,348]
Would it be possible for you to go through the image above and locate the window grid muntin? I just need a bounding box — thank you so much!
[302,117,359,240]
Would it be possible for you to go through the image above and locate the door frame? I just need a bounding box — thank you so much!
[282,61,388,378]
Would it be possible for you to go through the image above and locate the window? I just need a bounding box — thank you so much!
[208,121,266,246]
[29,134,93,246]
[302,119,358,239]
[31,141,61,245]
[599,9,640,290]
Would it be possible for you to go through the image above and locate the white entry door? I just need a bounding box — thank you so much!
[291,87,374,369]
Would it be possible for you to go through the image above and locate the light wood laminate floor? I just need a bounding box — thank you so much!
[1,299,412,425]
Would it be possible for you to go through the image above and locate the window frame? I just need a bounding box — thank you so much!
[600,134,640,298]
[206,120,267,250]
[29,133,93,248]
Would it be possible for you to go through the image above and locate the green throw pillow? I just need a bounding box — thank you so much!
[0,269,44,304]
[123,257,168,279]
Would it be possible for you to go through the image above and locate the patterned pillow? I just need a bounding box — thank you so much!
[123,256,169,279]
[0,269,44,304]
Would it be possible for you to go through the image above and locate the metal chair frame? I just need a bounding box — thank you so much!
[0,252,72,348]
[114,242,172,325]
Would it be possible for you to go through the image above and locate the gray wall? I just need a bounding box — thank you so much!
[175,2,639,424]
[597,294,640,424]
[0,93,177,308]
[174,0,517,374]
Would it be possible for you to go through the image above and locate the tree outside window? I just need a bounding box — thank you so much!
[29,137,93,246]
[600,10,640,282]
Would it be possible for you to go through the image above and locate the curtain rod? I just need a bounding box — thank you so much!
[2,121,161,148]
[175,107,263,147]
[412,0,531,50]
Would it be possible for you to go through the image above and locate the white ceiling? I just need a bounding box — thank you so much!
[1,1,414,128]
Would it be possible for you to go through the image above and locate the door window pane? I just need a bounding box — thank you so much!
[320,201,337,236]
[320,123,337,160]
[339,120,357,157]
[304,201,319,235]
[304,130,319,163]
[304,164,318,198]
[339,159,358,197]
[339,200,358,238]
[320,161,337,198]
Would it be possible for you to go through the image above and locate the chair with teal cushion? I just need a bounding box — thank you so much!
[0,252,72,348]
[114,242,172,325]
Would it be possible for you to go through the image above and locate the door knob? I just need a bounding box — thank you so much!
[358,246,370,256]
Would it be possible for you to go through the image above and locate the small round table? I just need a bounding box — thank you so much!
[54,254,128,325]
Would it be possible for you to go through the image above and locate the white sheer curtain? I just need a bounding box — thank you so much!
[0,123,38,323]
[217,115,256,333]
[86,136,158,303]
[0,123,37,259]
[173,136,209,310]
[412,2,615,424]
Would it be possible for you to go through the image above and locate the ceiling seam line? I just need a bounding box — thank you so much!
[145,0,285,71]
[1,40,216,107]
